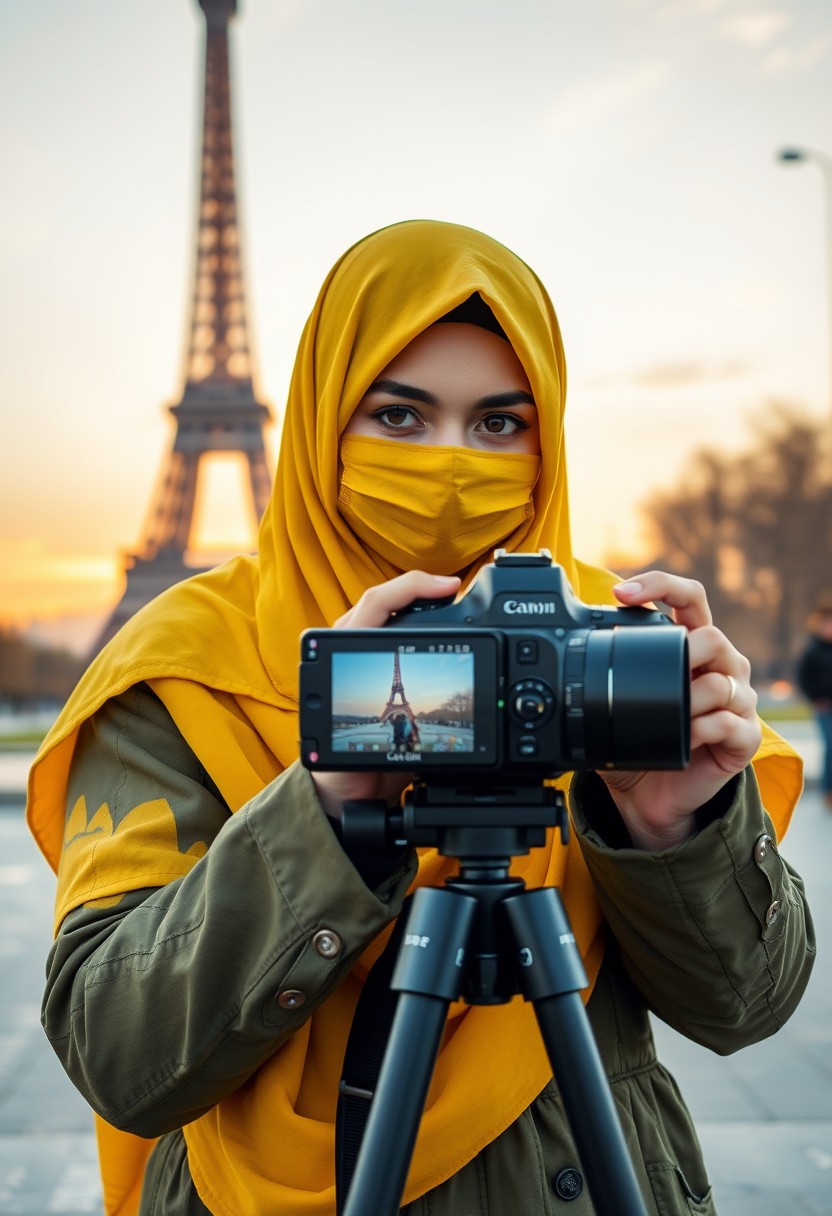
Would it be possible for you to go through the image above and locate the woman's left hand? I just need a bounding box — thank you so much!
[598,571,762,851]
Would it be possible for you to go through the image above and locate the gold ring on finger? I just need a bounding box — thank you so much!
[724,673,738,709]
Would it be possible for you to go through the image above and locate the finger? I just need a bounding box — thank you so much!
[613,571,712,630]
[690,670,758,720]
[687,624,737,670]
[690,709,762,763]
[335,572,461,629]
[686,626,752,686]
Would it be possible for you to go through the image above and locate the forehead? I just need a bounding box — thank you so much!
[376,323,532,390]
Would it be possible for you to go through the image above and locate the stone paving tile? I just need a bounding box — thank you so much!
[0,1134,101,1213]
[695,1122,832,1215]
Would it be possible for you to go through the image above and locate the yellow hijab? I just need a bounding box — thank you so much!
[27,220,802,1216]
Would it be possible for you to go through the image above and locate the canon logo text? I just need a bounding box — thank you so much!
[502,600,557,615]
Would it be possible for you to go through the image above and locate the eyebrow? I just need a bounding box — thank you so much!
[366,379,536,410]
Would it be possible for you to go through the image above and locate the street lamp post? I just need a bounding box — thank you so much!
[777,147,832,419]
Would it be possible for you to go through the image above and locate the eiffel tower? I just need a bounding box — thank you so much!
[379,654,420,747]
[93,0,272,655]
[379,654,413,722]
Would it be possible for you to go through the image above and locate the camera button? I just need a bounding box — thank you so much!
[517,639,538,663]
[518,736,539,757]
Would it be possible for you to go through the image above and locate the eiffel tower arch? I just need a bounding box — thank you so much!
[93,0,272,655]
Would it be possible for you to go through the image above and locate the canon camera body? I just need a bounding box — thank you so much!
[300,551,690,779]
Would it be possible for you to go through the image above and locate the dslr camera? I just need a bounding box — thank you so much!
[300,551,690,779]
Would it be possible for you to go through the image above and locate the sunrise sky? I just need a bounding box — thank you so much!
[2,0,831,653]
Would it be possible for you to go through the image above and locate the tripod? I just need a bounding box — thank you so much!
[339,781,649,1216]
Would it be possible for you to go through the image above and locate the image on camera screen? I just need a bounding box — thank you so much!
[331,648,475,761]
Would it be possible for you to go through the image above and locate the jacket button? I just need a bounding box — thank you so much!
[554,1167,584,1201]
[766,900,781,926]
[276,989,307,1010]
[313,929,343,958]
[753,833,774,864]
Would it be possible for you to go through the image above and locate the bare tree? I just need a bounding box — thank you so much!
[636,404,832,679]
[0,627,84,708]
[640,447,740,627]
[421,690,474,722]
[734,406,832,676]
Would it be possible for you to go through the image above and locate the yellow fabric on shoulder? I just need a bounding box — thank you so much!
[27,221,804,1216]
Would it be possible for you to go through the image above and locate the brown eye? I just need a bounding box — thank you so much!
[479,413,525,436]
[382,408,413,427]
[370,405,422,431]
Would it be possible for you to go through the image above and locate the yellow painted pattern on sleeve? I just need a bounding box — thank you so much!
[55,794,207,933]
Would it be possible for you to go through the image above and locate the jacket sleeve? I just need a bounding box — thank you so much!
[569,766,815,1055]
[42,685,417,1138]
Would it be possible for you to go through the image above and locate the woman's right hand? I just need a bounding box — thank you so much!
[310,571,462,819]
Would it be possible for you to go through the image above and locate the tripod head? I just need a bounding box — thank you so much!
[343,778,570,866]
[344,781,576,1007]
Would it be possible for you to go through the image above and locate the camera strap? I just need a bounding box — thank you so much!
[335,911,406,1215]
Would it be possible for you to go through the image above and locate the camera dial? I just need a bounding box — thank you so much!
[510,679,555,730]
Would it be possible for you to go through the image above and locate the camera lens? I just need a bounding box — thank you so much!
[581,626,690,770]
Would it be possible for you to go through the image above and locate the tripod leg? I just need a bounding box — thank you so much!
[342,991,448,1216]
[342,886,478,1216]
[533,990,648,1216]
[503,887,649,1216]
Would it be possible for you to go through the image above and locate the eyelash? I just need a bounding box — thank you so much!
[369,406,530,436]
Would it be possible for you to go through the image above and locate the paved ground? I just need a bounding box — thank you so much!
[652,764,832,1216]
[0,722,829,1214]
[0,809,102,1213]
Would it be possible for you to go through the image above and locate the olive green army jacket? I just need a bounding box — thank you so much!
[42,685,815,1215]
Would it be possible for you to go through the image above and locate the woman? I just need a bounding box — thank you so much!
[28,220,812,1215]
[796,590,832,808]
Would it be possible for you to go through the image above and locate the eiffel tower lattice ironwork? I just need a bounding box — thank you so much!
[379,653,414,723]
[94,0,272,655]
[379,654,421,752]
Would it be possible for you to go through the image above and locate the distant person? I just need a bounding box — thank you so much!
[27,221,813,1216]
[796,590,832,808]
[399,712,420,752]
[390,711,412,753]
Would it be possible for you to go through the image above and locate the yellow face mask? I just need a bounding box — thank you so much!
[339,434,541,575]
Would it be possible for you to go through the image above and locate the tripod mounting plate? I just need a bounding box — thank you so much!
[343,780,570,858]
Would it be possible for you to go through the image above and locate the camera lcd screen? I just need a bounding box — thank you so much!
[333,649,475,758]
[300,631,501,770]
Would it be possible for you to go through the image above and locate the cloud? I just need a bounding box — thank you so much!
[633,359,750,387]
[257,0,314,36]
[585,360,750,390]
[762,29,832,75]
[543,63,670,138]
[717,11,790,47]
[644,0,763,21]
[657,2,832,77]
